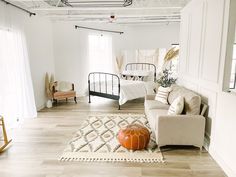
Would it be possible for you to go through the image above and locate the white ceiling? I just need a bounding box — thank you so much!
[8,0,191,24]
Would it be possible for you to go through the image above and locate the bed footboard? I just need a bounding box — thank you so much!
[88,72,121,110]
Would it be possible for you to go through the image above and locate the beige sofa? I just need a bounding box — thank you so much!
[145,84,207,149]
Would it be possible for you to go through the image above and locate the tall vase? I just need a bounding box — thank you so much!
[46,100,52,108]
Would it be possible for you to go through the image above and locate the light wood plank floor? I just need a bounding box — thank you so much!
[0,97,227,177]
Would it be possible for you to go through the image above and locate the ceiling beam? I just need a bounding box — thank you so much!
[45,14,180,18]
[75,25,124,34]
[31,6,183,11]
[52,19,181,23]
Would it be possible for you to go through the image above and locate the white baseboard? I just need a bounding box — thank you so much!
[209,146,236,177]
[37,104,45,111]
[203,135,210,151]
[204,135,236,176]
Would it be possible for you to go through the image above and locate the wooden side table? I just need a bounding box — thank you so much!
[0,116,12,152]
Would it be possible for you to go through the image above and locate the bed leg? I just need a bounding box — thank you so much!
[88,94,91,103]
[118,104,121,110]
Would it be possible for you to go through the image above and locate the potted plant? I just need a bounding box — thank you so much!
[156,68,177,88]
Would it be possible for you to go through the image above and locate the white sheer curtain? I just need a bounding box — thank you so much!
[0,28,37,127]
[88,34,113,72]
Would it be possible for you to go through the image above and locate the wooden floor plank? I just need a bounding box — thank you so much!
[0,97,226,177]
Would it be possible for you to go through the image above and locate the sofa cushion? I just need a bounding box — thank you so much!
[184,94,201,115]
[145,109,168,134]
[168,96,184,115]
[168,85,201,115]
[168,85,184,104]
[56,81,73,92]
[145,100,170,110]
[155,86,172,105]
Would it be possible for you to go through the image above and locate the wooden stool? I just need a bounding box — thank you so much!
[0,116,12,152]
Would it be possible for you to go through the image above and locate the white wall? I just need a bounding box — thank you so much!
[179,0,236,176]
[0,2,55,110]
[52,22,180,95]
[25,17,55,110]
[235,28,236,42]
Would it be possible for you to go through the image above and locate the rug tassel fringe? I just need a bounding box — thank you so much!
[60,157,164,163]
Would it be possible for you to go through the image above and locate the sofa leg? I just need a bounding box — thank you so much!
[74,97,77,104]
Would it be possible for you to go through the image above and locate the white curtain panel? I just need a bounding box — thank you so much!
[88,34,113,73]
[0,29,37,127]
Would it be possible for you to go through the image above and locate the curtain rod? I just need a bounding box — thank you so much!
[75,25,124,34]
[1,0,36,16]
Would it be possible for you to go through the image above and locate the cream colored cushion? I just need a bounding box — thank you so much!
[145,108,168,134]
[145,100,170,110]
[56,81,73,92]
[184,95,201,115]
[168,84,201,115]
[168,96,184,115]
[155,86,171,105]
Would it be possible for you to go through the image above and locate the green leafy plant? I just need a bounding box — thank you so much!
[156,68,177,88]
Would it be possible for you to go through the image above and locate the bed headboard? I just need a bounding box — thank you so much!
[125,63,157,81]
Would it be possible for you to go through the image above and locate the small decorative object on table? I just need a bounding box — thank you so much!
[118,124,150,150]
[0,116,12,152]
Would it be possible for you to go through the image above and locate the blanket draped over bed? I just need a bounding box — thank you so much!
[119,80,146,105]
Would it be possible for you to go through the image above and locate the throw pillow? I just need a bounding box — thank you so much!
[155,86,172,105]
[184,95,201,115]
[168,96,184,115]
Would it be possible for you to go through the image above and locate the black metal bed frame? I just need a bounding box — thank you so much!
[125,63,156,81]
[88,63,157,110]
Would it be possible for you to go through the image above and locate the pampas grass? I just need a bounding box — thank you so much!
[116,56,124,73]
[164,47,179,62]
[45,73,56,99]
[45,72,51,99]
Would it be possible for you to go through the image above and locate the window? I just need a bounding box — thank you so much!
[88,34,113,73]
[229,44,236,89]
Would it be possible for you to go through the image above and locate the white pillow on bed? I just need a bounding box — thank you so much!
[122,70,153,81]
[122,70,150,77]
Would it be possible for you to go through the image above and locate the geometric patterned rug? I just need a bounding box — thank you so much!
[60,113,163,163]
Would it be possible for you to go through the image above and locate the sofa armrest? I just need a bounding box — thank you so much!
[157,115,205,147]
[145,94,156,100]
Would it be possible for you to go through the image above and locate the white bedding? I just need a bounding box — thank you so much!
[90,79,148,105]
[119,80,146,105]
